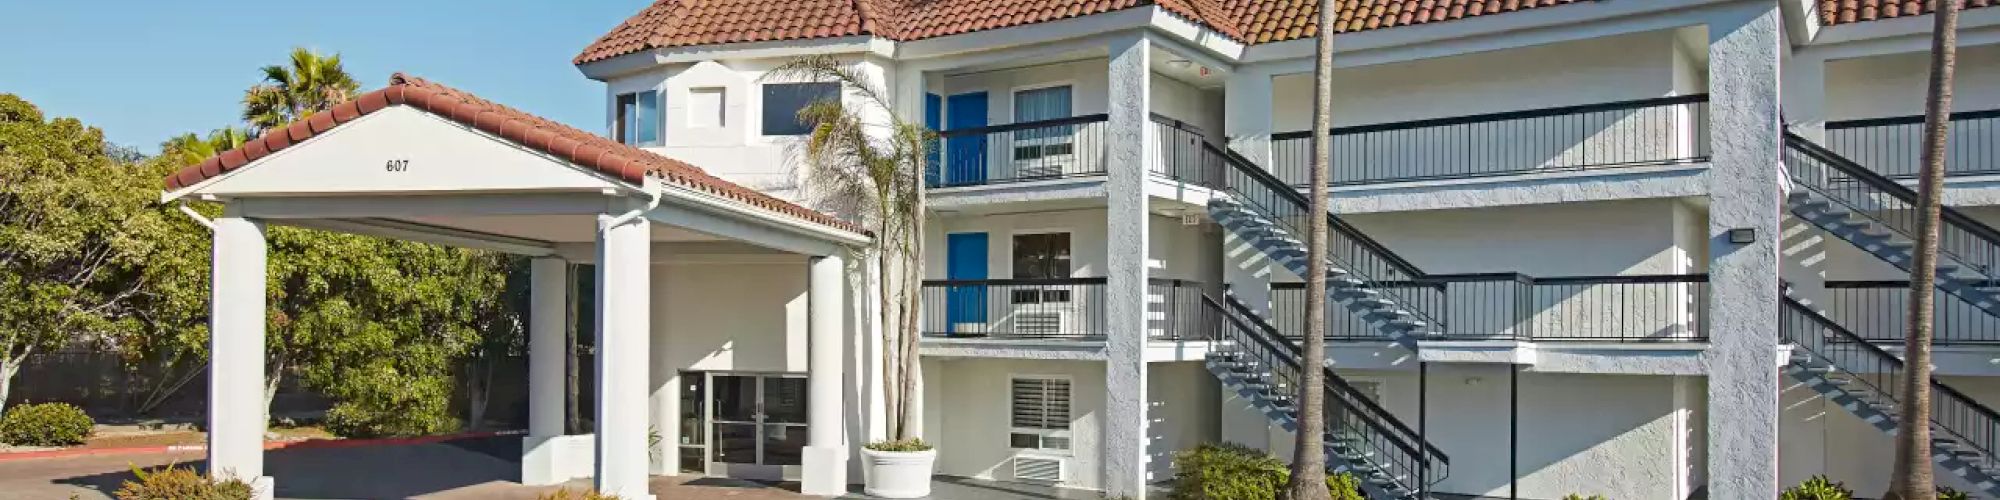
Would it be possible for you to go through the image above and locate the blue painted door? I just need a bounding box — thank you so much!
[945,232,989,333]
[924,93,941,187]
[944,92,989,186]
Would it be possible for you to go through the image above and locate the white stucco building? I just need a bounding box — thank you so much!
[172,1,2000,499]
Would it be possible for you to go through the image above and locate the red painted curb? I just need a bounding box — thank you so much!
[0,429,524,462]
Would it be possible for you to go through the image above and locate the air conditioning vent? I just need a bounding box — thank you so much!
[1013,455,1066,483]
[1014,312,1068,336]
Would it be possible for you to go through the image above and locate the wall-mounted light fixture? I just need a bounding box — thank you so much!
[1729,228,1757,244]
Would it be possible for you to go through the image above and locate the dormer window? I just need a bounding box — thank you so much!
[615,90,661,146]
[761,82,840,136]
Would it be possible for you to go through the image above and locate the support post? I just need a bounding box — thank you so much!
[1705,2,1784,498]
[524,257,569,485]
[208,207,273,500]
[803,254,850,495]
[595,205,654,500]
[1104,32,1153,500]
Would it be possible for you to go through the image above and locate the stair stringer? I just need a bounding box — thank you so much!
[1208,196,1438,355]
[1787,187,2000,318]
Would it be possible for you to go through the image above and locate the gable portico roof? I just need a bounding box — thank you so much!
[164,73,866,236]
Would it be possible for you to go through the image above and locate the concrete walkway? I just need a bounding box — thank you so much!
[0,435,1107,500]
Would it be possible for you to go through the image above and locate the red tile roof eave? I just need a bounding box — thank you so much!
[162,74,868,237]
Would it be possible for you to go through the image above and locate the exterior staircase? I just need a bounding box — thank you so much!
[1205,144,1445,353]
[1200,292,1449,499]
[1781,288,2000,496]
[1784,133,2000,317]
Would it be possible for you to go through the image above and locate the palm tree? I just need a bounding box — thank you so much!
[766,55,934,441]
[242,48,360,132]
[160,127,255,165]
[1285,0,1337,498]
[1890,1,1961,499]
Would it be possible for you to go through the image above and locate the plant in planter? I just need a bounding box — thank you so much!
[1781,475,1853,500]
[861,439,936,498]
[766,54,938,498]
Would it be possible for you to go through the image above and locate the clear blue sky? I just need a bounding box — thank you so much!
[0,1,648,153]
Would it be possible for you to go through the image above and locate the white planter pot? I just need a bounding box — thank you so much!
[861,447,937,498]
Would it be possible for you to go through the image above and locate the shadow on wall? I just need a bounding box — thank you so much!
[54,436,522,499]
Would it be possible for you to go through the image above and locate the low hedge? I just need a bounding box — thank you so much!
[1168,442,1363,500]
[0,402,93,446]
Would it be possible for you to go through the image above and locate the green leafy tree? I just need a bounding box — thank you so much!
[0,95,186,414]
[242,48,359,132]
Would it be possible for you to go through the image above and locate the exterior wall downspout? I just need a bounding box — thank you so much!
[1104,32,1154,499]
[1704,2,1786,498]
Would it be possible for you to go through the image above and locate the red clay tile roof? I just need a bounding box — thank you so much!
[1819,0,1996,25]
[1228,0,1586,44]
[574,0,1588,64]
[164,73,867,236]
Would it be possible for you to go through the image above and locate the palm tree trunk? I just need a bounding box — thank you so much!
[1890,1,1959,499]
[1285,1,1336,499]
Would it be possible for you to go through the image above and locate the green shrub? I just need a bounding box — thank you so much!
[865,438,933,452]
[1168,443,1363,500]
[114,463,253,500]
[536,488,622,500]
[0,402,93,446]
[1562,495,1607,500]
[1780,475,1854,500]
[1938,487,1971,500]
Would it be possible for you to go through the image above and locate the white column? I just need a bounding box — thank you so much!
[595,206,653,500]
[803,254,849,495]
[523,257,568,485]
[208,207,272,500]
[1104,33,1153,500]
[1704,2,1784,498]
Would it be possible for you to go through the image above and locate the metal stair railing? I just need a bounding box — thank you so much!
[1784,132,2000,277]
[1206,294,1451,490]
[1206,142,1447,334]
[1780,293,2000,474]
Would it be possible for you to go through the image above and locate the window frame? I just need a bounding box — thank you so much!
[760,81,841,136]
[1008,230,1074,305]
[613,90,663,146]
[1007,374,1074,453]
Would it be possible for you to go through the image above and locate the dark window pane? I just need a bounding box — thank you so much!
[762,82,840,136]
[714,423,757,464]
[614,93,637,144]
[762,424,808,465]
[679,446,706,473]
[713,376,756,422]
[679,372,705,445]
[635,91,660,145]
[1012,233,1071,279]
[763,377,808,424]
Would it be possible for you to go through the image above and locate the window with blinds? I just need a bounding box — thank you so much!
[1010,377,1071,450]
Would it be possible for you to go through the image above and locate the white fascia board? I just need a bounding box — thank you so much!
[648,180,872,255]
[893,8,1155,62]
[1780,0,1822,46]
[578,36,894,81]
[1809,6,2000,47]
[1239,0,1723,68]
[1147,9,1245,68]
[1802,21,2000,61]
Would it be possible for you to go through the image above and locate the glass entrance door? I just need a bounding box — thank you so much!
[708,373,809,481]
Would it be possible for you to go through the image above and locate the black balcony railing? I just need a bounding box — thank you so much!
[1824,109,1999,178]
[1786,132,2000,277]
[919,277,1208,340]
[930,114,1109,188]
[1826,280,2000,344]
[1208,294,1448,493]
[1271,274,1709,342]
[1151,114,1226,188]
[1781,293,2000,476]
[1269,95,1711,186]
